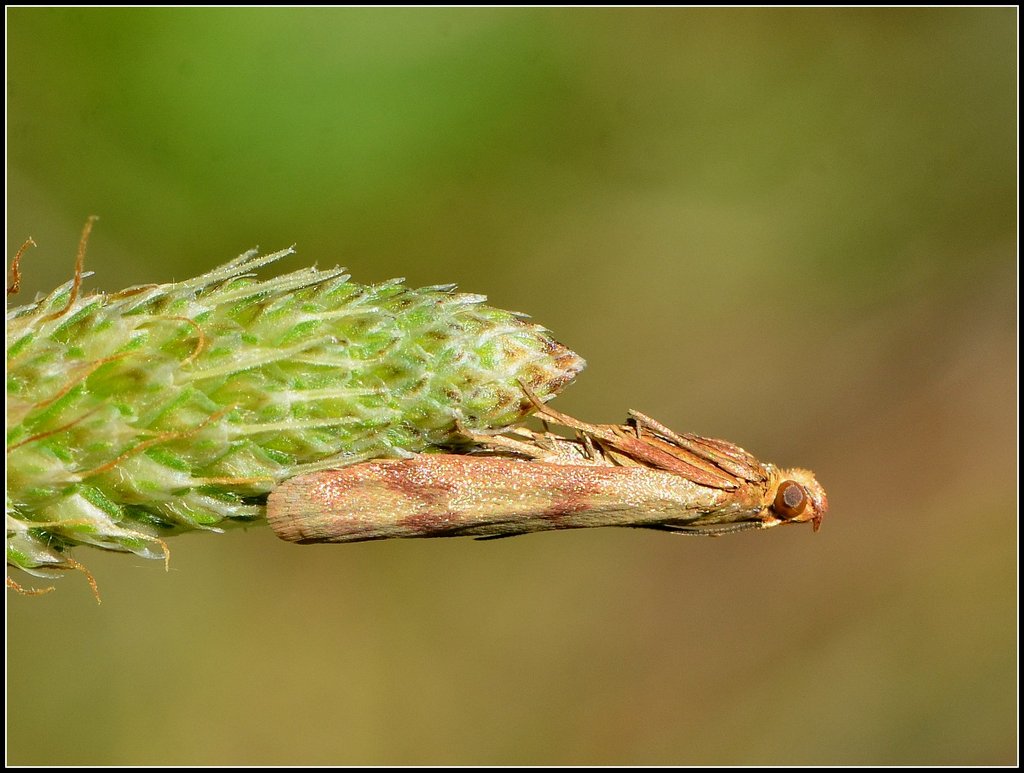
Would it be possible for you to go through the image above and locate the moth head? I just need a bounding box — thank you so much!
[768,468,828,531]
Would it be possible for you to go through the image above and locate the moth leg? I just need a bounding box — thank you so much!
[516,379,615,440]
[505,426,537,439]
[480,434,554,460]
[581,432,593,458]
[627,409,690,447]
[455,420,554,460]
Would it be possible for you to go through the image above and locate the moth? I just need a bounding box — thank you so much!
[266,387,828,544]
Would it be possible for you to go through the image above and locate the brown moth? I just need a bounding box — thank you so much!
[266,388,828,544]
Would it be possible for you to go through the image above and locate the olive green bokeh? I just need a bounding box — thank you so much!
[6,7,1016,765]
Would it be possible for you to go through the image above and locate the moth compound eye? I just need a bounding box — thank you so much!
[773,480,807,519]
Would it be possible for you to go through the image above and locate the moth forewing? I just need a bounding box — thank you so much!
[266,455,735,544]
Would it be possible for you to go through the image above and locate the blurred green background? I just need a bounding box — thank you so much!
[6,8,1016,765]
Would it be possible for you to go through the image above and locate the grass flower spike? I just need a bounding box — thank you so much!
[6,227,584,592]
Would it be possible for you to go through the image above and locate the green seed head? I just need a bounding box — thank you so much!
[6,247,584,587]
